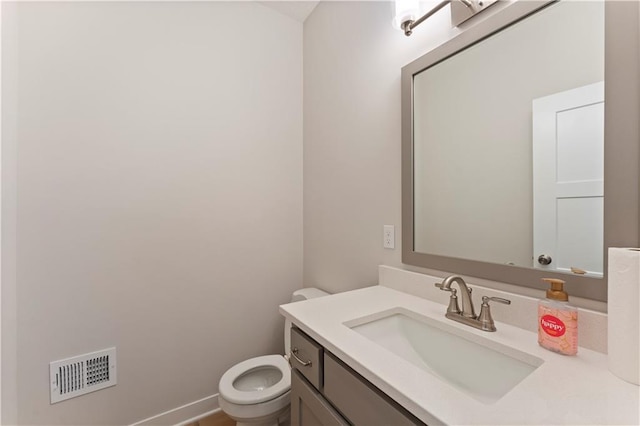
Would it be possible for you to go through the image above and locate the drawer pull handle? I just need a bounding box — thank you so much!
[291,348,312,367]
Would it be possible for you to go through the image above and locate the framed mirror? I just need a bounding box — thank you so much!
[402,0,640,301]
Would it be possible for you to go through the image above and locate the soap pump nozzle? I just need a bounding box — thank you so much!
[542,277,568,302]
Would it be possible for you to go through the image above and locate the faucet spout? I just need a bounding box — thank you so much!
[438,275,476,319]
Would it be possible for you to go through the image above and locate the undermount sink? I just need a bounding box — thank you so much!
[345,308,543,404]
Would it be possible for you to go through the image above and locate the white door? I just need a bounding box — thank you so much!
[532,82,604,276]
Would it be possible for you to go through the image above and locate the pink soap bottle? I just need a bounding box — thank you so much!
[538,278,578,356]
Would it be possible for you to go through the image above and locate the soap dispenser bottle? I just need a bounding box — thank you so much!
[538,278,578,355]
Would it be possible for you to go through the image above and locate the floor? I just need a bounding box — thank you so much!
[187,411,235,426]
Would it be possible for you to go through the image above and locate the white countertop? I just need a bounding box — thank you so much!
[279,286,640,425]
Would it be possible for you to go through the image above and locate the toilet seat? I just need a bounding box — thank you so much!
[219,355,290,405]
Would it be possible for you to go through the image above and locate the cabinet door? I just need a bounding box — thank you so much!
[291,370,348,426]
[324,353,426,426]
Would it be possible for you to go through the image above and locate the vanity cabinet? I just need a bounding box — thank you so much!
[289,327,426,426]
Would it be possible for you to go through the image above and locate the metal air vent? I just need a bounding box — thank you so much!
[49,347,117,403]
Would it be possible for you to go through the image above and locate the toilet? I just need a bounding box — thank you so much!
[218,288,329,426]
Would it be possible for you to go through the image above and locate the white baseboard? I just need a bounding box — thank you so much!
[130,394,220,426]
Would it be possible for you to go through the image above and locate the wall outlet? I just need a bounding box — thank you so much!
[383,225,395,249]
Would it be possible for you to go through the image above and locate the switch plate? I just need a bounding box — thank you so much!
[383,225,395,249]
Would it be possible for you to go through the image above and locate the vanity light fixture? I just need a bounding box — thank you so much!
[395,0,498,36]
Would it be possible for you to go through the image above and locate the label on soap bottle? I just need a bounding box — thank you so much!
[540,315,566,337]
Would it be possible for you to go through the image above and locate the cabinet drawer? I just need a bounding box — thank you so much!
[290,327,323,389]
[324,352,426,426]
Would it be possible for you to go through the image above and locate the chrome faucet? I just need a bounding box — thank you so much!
[435,275,511,332]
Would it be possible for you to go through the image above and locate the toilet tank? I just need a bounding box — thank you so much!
[284,288,329,354]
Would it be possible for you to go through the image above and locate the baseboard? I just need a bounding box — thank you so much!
[130,394,220,426]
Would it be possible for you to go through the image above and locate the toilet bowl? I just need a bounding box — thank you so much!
[218,288,328,426]
[218,355,291,426]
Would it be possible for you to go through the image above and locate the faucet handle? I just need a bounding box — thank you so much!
[435,281,461,314]
[482,296,511,305]
[446,288,461,315]
[477,296,511,332]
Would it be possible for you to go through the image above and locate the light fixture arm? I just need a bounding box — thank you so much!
[400,0,477,37]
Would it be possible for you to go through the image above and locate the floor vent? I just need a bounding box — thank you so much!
[49,347,117,404]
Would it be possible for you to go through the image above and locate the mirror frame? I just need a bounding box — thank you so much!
[402,0,640,302]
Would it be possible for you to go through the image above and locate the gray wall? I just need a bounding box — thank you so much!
[303,1,451,293]
[303,1,499,292]
[2,2,302,424]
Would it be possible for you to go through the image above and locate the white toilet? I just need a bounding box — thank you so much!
[218,288,329,426]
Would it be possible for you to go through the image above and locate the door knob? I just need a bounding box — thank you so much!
[537,254,552,265]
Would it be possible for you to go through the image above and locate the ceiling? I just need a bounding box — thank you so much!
[259,1,320,22]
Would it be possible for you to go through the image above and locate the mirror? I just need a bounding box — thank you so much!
[414,1,604,273]
[402,0,640,301]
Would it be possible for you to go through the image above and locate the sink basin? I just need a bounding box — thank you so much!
[345,308,543,404]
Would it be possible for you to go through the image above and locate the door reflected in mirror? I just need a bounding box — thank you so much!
[412,0,604,276]
[532,82,604,277]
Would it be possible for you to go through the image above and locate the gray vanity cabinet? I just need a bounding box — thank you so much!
[289,327,427,426]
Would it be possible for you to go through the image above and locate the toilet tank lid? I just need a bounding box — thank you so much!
[291,287,329,302]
